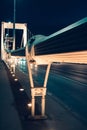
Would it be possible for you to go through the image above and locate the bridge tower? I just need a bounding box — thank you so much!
[1,22,27,60]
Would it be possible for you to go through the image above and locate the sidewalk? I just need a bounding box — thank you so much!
[0,60,22,130]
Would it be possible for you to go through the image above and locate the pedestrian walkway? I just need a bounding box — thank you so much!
[0,60,22,130]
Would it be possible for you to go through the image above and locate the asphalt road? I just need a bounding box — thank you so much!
[32,63,87,121]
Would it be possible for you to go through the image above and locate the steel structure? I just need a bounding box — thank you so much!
[1,22,27,60]
[25,17,87,118]
[1,17,87,119]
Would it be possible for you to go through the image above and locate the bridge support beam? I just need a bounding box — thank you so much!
[31,96,35,117]
[26,46,51,119]
[41,96,45,116]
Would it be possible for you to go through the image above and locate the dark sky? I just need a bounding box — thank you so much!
[0,0,87,35]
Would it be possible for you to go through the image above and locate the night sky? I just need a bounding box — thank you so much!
[0,0,87,35]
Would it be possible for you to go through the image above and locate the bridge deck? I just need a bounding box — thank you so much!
[0,59,87,130]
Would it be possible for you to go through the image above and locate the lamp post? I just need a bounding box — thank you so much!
[13,0,16,50]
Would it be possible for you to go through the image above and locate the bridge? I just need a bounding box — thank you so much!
[1,17,87,120]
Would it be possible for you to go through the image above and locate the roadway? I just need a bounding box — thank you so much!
[15,61,87,130]
[34,63,87,121]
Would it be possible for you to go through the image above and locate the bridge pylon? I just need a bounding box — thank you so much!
[26,45,51,119]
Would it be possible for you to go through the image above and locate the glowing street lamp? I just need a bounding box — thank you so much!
[13,0,16,50]
[19,88,24,91]
[27,103,32,108]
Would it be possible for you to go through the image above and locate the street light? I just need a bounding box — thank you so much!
[13,0,16,50]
